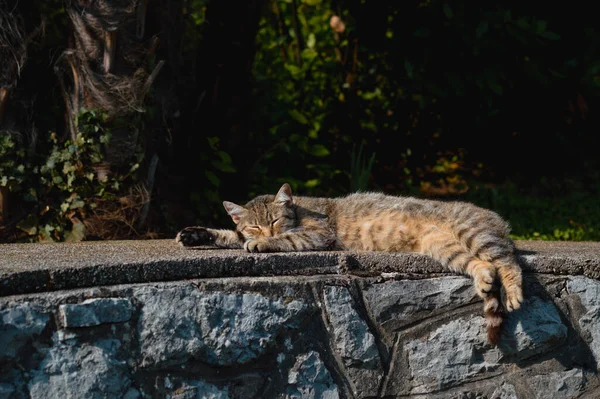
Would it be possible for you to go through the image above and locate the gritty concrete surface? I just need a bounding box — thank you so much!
[516,241,600,278]
[0,239,598,296]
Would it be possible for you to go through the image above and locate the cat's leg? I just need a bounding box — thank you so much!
[420,230,496,299]
[419,229,504,344]
[244,228,335,253]
[466,235,523,311]
[495,262,523,311]
[484,256,523,312]
[176,227,244,248]
[453,212,524,311]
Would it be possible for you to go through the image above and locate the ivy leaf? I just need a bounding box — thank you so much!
[285,64,302,78]
[16,215,38,235]
[212,160,236,173]
[218,151,233,163]
[309,144,330,157]
[205,170,220,187]
[289,109,309,124]
[65,218,86,242]
[307,33,316,49]
[207,137,220,150]
[70,199,85,209]
[305,178,320,187]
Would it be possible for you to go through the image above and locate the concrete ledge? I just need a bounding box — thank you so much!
[1,240,599,297]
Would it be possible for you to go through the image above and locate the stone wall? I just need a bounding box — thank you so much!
[1,240,599,398]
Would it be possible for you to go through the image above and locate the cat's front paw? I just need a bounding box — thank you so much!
[244,238,271,253]
[176,226,215,247]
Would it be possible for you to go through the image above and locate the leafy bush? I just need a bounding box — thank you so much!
[464,183,600,242]
[0,134,27,192]
[1,110,141,242]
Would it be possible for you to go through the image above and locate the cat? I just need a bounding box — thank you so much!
[176,183,523,345]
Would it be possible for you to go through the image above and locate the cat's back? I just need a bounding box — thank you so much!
[295,191,508,237]
[311,191,509,251]
[330,191,448,218]
[330,191,503,224]
[294,192,415,219]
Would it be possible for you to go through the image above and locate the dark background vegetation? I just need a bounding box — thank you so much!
[1,0,599,243]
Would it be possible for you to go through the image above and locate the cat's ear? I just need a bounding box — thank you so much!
[274,183,293,206]
[223,201,247,224]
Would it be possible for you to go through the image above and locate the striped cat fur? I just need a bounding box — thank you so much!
[176,183,523,345]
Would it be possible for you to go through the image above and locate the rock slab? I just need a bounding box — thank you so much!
[323,285,382,397]
[137,286,310,368]
[405,316,499,393]
[0,303,49,360]
[59,298,134,328]
[28,339,131,399]
[567,276,600,362]
[528,368,585,399]
[286,351,340,399]
[362,276,477,330]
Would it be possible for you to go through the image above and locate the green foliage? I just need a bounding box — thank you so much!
[250,0,351,195]
[464,183,600,242]
[4,1,600,242]
[251,1,600,183]
[245,0,600,242]
[0,134,27,192]
[1,110,139,242]
[349,144,375,192]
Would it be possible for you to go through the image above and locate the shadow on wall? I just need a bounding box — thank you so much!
[499,273,598,372]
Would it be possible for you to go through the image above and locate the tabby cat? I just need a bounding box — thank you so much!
[176,183,523,344]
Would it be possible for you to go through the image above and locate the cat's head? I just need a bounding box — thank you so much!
[223,183,297,240]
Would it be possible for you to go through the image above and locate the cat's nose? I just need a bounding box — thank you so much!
[262,228,272,237]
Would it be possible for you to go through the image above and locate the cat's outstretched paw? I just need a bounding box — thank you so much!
[176,226,215,247]
[244,238,271,253]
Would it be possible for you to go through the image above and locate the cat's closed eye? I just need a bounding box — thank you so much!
[270,218,281,227]
[244,226,261,233]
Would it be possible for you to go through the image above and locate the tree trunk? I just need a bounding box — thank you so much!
[58,0,163,169]
[0,88,8,226]
[54,0,164,238]
[0,3,27,227]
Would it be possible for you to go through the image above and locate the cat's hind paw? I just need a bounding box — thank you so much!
[176,226,215,247]
[504,283,523,312]
[472,261,496,299]
[497,268,523,311]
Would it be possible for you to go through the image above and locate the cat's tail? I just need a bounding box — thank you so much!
[484,290,504,345]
